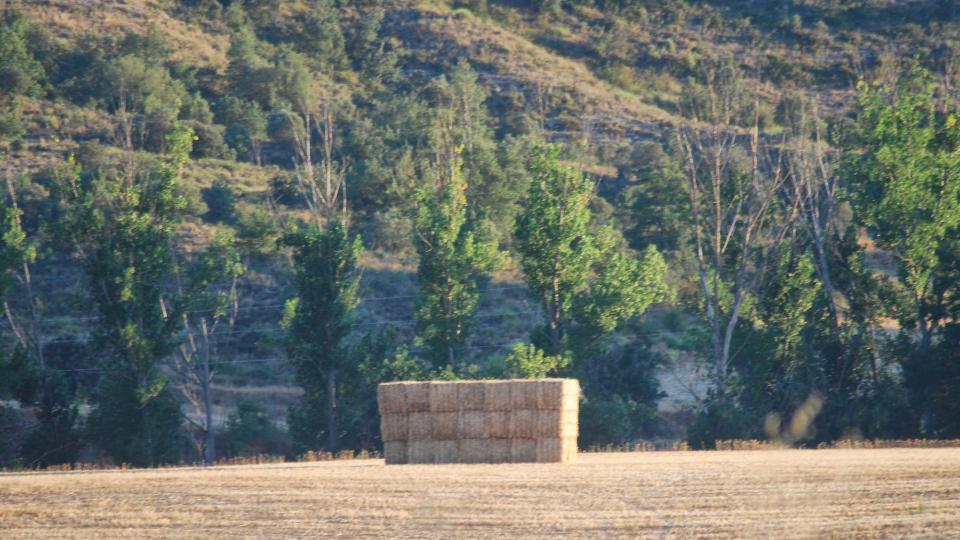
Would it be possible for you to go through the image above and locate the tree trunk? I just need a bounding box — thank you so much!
[327,369,338,453]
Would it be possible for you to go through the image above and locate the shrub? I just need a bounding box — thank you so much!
[202,177,237,224]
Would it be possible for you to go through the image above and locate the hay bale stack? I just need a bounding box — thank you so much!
[383,441,407,464]
[407,440,434,464]
[459,410,487,439]
[378,382,407,414]
[484,381,512,411]
[405,382,431,412]
[429,382,459,412]
[407,412,432,441]
[433,440,459,464]
[459,383,486,410]
[431,412,459,440]
[380,413,408,442]
[377,378,579,464]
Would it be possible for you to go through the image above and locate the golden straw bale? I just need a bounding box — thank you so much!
[487,439,511,463]
[485,411,511,439]
[561,379,580,411]
[511,439,537,463]
[509,409,537,439]
[536,438,566,462]
[484,381,513,411]
[536,410,579,438]
[405,382,432,413]
[383,441,407,465]
[459,439,490,464]
[378,382,407,414]
[458,382,486,410]
[510,380,539,409]
[380,413,409,442]
[429,382,459,412]
[537,379,580,410]
[433,440,459,464]
[431,412,459,440]
[407,412,433,441]
[407,441,435,464]
[459,410,487,439]
[563,437,578,462]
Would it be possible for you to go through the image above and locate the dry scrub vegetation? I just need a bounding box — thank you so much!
[2,449,959,538]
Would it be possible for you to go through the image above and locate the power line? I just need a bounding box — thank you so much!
[0,285,532,326]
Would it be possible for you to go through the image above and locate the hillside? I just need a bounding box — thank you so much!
[2,0,960,467]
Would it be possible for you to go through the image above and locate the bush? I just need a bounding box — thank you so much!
[224,400,285,458]
[579,394,656,447]
[189,122,235,160]
[202,177,237,224]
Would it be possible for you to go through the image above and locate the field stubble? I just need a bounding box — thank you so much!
[1,449,959,538]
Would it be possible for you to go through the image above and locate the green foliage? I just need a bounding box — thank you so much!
[0,10,45,146]
[502,342,570,378]
[844,66,960,338]
[281,219,363,452]
[202,178,238,224]
[72,126,194,466]
[515,145,670,359]
[579,394,655,448]
[224,400,284,457]
[413,154,499,367]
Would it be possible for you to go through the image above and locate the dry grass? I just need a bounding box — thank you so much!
[2,449,959,538]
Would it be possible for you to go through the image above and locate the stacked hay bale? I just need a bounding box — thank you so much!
[378,379,579,464]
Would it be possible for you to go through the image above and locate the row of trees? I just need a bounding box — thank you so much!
[1,0,959,467]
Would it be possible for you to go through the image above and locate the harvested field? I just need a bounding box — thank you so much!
[2,449,960,538]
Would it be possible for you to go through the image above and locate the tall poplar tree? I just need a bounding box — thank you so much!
[83,126,194,466]
[413,153,497,368]
[515,145,671,362]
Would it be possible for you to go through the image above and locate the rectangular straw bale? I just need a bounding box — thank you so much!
[510,380,539,409]
[429,382,459,412]
[459,410,487,439]
[511,439,537,463]
[431,412,459,440]
[383,441,407,465]
[537,379,580,410]
[485,411,511,439]
[380,413,409,442]
[484,381,513,411]
[487,439,511,463]
[536,438,576,463]
[405,382,432,412]
[459,439,490,463]
[378,383,407,414]
[509,409,537,438]
[407,441,435,464]
[536,410,578,438]
[458,381,487,410]
[407,412,432,441]
[563,437,578,462]
[433,440,459,464]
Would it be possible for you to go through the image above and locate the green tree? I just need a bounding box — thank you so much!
[844,66,960,349]
[502,342,569,379]
[80,126,195,466]
[0,10,45,147]
[412,153,498,368]
[514,145,670,360]
[281,219,362,453]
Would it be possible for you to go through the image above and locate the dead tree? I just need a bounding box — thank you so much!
[676,59,802,398]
